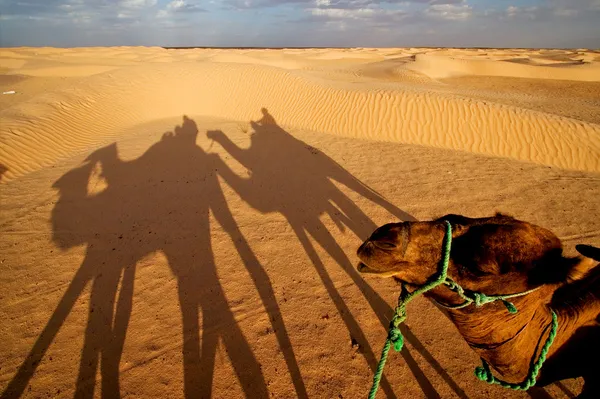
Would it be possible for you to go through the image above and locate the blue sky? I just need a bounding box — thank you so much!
[0,0,599,48]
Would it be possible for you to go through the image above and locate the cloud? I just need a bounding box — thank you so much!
[304,1,411,20]
[222,0,300,9]
[429,0,464,4]
[308,8,376,19]
[121,0,158,8]
[300,4,410,35]
[506,5,518,18]
[0,0,599,47]
[501,1,599,21]
[425,3,472,20]
[0,0,158,17]
[165,0,205,12]
[224,0,466,10]
[313,0,380,9]
[156,0,205,19]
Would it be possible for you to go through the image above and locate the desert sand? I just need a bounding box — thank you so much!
[1,47,599,398]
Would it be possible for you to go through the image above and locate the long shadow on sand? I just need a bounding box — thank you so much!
[208,108,470,399]
[1,117,304,399]
[2,112,477,399]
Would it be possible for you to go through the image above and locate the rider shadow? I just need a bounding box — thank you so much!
[1,116,304,399]
[208,108,469,399]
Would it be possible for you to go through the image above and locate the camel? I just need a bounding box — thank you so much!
[356,213,600,397]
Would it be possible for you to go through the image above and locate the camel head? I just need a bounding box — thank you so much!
[357,219,450,284]
[358,214,600,391]
[357,213,594,295]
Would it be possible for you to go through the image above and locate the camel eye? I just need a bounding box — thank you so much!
[373,241,397,250]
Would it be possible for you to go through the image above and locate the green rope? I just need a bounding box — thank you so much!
[366,220,559,398]
[474,310,559,390]
[442,278,542,314]
[368,221,453,399]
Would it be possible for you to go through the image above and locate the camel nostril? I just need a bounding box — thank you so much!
[373,241,397,250]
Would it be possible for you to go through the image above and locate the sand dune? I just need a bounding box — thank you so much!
[407,53,600,81]
[1,47,599,398]
[1,48,600,182]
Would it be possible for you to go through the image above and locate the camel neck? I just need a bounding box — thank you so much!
[442,287,558,383]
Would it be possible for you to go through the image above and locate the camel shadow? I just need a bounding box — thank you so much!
[208,108,469,399]
[1,116,304,399]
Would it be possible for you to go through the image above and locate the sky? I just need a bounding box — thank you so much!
[0,0,599,48]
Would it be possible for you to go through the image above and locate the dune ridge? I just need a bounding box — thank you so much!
[2,60,600,182]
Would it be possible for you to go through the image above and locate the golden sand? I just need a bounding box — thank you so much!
[1,47,599,398]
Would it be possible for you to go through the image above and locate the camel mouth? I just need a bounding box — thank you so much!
[357,262,399,278]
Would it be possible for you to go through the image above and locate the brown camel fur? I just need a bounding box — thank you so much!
[356,213,600,397]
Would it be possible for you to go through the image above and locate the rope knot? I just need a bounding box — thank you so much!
[472,292,489,307]
[388,327,404,352]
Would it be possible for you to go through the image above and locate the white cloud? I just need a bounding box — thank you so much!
[506,5,518,18]
[155,0,204,21]
[167,0,187,10]
[305,5,409,26]
[309,8,375,19]
[165,0,204,11]
[1,0,599,47]
[425,3,472,20]
[121,0,158,8]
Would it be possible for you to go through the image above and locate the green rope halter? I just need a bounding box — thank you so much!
[368,221,453,399]
[367,220,559,398]
[441,278,542,314]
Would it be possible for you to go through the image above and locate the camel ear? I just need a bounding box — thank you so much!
[564,253,597,282]
[527,248,582,285]
[528,252,597,285]
[576,245,600,261]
